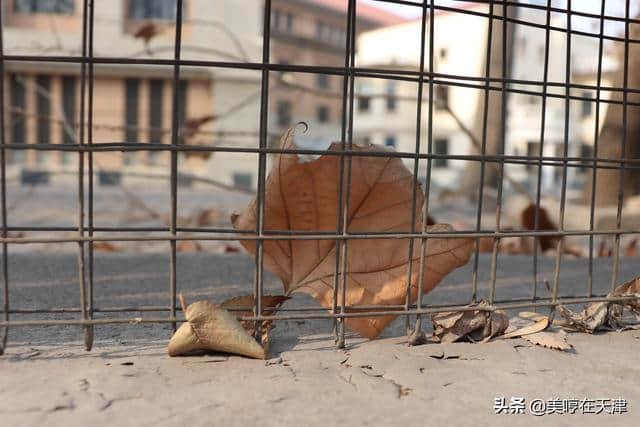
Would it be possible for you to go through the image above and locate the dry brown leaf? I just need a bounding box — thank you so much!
[168,300,266,359]
[133,22,162,44]
[432,303,508,343]
[232,129,474,339]
[500,318,549,339]
[556,303,609,333]
[610,276,640,313]
[220,295,290,355]
[518,311,546,321]
[521,203,558,251]
[556,276,640,333]
[598,239,613,257]
[624,238,639,256]
[522,330,572,351]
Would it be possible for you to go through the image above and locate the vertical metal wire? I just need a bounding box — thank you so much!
[332,0,356,349]
[77,0,90,350]
[406,0,429,345]
[85,0,95,351]
[254,0,273,339]
[551,0,572,306]
[531,0,551,302]
[0,4,8,355]
[489,0,512,304]
[587,0,607,297]
[471,0,496,302]
[531,0,552,303]
[611,0,630,291]
[337,0,358,349]
[169,0,185,332]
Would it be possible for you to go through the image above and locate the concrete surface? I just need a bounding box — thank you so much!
[1,253,639,426]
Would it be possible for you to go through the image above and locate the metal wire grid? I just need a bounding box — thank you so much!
[0,0,639,354]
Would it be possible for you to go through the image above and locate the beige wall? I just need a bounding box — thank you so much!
[3,70,213,172]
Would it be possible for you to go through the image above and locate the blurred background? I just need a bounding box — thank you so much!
[1,0,639,253]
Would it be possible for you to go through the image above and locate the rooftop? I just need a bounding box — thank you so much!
[308,0,408,26]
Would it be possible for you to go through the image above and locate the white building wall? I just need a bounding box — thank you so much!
[356,4,616,193]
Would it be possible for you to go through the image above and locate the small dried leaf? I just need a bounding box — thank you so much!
[133,22,161,43]
[624,238,639,257]
[432,303,508,343]
[220,294,290,352]
[521,203,558,251]
[610,276,640,313]
[556,303,609,333]
[168,300,265,359]
[500,318,549,339]
[522,330,572,351]
[518,311,547,322]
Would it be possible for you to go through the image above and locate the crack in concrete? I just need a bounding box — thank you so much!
[337,371,357,390]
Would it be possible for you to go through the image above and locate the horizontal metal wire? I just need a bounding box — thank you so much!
[1,294,637,328]
[2,228,640,245]
[3,293,627,314]
[3,143,640,172]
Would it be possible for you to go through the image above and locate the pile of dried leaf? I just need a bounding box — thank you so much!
[430,276,640,352]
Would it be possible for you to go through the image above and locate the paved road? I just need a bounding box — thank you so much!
[2,253,638,345]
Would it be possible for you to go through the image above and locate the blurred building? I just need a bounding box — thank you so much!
[355,4,617,193]
[269,0,405,148]
[2,0,263,187]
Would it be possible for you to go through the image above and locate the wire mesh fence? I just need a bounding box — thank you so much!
[1,0,639,354]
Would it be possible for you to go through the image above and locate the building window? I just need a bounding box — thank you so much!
[148,79,163,164]
[316,74,329,89]
[386,82,396,112]
[358,96,370,112]
[124,79,139,165]
[125,79,139,144]
[129,0,178,20]
[316,22,325,41]
[36,75,51,144]
[233,172,252,189]
[272,10,281,31]
[285,12,293,33]
[579,143,593,173]
[14,0,74,14]
[581,91,593,117]
[149,79,163,143]
[178,80,188,130]
[276,100,291,127]
[434,138,448,168]
[435,85,448,110]
[10,74,25,146]
[317,105,329,123]
[385,136,396,148]
[61,76,76,144]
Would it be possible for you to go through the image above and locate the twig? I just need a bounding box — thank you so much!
[178,294,187,313]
